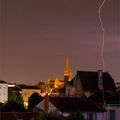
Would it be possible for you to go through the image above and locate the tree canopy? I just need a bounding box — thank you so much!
[2,101,26,112]
[28,92,44,110]
[8,88,23,103]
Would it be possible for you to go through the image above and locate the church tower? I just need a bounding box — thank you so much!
[64,57,72,84]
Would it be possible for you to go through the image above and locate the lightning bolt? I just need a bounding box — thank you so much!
[98,0,106,71]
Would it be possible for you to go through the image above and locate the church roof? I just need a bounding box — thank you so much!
[71,71,116,91]
[88,91,119,104]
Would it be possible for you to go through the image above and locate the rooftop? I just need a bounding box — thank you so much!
[19,84,40,89]
[0,80,7,84]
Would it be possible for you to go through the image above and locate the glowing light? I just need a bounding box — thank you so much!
[24,101,28,108]
[98,0,106,71]
[41,82,53,96]
[8,84,15,87]
[54,78,64,89]
[64,57,72,80]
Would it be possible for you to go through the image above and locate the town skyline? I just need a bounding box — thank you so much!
[0,0,119,84]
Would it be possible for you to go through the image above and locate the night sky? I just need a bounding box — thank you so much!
[0,0,119,84]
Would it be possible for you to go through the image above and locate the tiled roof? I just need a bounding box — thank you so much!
[88,91,119,104]
[9,86,22,91]
[49,96,105,113]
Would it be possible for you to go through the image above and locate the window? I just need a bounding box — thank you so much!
[3,86,6,88]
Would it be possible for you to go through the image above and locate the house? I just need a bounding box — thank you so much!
[19,84,41,107]
[0,80,8,103]
[50,70,120,120]
[68,70,116,97]
[8,82,21,92]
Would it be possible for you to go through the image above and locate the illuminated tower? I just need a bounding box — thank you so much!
[64,57,72,84]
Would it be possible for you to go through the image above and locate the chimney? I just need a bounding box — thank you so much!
[98,70,104,91]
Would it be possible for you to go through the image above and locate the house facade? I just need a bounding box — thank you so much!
[19,84,41,107]
[0,80,8,103]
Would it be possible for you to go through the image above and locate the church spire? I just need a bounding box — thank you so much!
[64,56,72,81]
[65,56,69,71]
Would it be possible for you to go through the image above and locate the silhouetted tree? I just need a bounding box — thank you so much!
[28,92,44,111]
[2,101,26,112]
[1,101,26,120]
[8,88,17,102]
[16,92,23,104]
[8,88,23,104]
[0,102,3,111]
[67,111,85,120]
[31,111,85,120]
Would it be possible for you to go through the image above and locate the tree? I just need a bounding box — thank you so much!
[30,111,85,120]
[0,102,3,111]
[31,111,66,120]
[41,83,52,112]
[2,101,26,112]
[28,92,44,111]
[67,112,85,120]
[8,88,17,102]
[16,92,23,104]
[8,88,23,104]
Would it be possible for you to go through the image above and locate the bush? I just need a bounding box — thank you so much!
[67,112,85,120]
[0,102,3,110]
[2,101,26,112]
[31,111,84,120]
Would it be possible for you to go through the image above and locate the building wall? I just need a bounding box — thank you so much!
[83,112,104,120]
[0,83,8,103]
[115,109,120,120]
[21,89,40,107]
